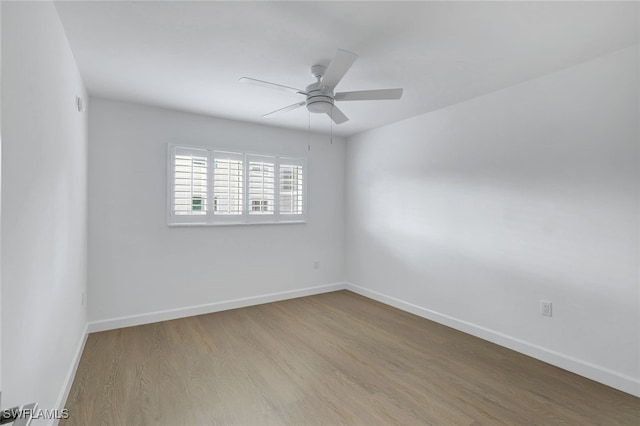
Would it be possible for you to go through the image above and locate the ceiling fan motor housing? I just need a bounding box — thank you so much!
[305,82,334,114]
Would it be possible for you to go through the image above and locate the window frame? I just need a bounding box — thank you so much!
[167,144,307,226]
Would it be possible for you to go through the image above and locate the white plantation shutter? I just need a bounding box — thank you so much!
[172,147,209,221]
[248,155,275,216]
[279,160,304,216]
[212,151,244,216]
[168,145,305,225]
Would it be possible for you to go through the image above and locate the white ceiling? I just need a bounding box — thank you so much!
[54,1,638,137]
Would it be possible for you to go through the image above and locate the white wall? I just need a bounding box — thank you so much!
[0,0,4,400]
[88,98,345,325]
[1,0,88,420]
[346,46,640,396]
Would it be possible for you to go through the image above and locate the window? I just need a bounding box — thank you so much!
[172,147,208,220]
[168,145,306,225]
[248,156,275,216]
[279,163,304,215]
[191,196,204,212]
[251,200,269,212]
[213,152,243,216]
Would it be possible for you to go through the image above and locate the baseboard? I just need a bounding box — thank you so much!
[88,282,347,333]
[83,281,640,397]
[345,282,640,398]
[51,322,89,426]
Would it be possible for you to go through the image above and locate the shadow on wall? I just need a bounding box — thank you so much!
[349,171,638,378]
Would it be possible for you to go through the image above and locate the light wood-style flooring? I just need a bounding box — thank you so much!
[62,290,640,425]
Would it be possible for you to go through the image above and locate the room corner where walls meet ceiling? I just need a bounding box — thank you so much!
[53,1,639,137]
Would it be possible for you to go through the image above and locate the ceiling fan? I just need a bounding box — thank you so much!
[239,49,403,124]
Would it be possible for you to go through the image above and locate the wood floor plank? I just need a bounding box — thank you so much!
[62,291,640,425]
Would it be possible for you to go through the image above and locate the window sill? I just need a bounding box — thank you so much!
[168,220,307,227]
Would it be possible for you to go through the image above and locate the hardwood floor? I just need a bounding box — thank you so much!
[62,290,640,425]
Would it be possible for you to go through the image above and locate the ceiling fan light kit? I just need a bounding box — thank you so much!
[240,49,403,125]
[305,67,334,115]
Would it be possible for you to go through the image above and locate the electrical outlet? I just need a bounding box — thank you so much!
[313,260,320,270]
[540,300,552,317]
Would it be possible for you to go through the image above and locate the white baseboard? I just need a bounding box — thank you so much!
[82,281,639,398]
[88,282,347,333]
[51,322,89,426]
[345,282,640,398]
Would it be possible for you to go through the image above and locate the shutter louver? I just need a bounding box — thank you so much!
[174,152,208,216]
[213,152,244,215]
[279,164,304,215]
[248,157,275,215]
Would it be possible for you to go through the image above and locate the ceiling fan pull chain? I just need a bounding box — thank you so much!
[308,110,311,151]
[330,106,333,144]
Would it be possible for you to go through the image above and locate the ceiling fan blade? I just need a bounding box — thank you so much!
[321,49,358,90]
[262,101,306,118]
[335,88,403,101]
[326,106,349,124]
[239,77,307,95]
